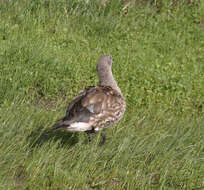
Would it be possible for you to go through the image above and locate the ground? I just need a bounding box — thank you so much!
[0,0,204,189]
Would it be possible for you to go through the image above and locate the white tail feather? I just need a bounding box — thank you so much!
[67,122,92,132]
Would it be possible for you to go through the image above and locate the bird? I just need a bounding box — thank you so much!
[53,55,126,145]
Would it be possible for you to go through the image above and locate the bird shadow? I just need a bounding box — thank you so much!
[27,126,79,149]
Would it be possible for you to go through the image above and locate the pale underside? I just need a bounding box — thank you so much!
[66,122,92,132]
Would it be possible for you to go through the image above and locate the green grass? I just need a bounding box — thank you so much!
[0,0,204,189]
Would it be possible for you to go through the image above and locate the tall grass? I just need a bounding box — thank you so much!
[0,0,204,189]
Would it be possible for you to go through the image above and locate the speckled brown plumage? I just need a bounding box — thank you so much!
[53,55,126,144]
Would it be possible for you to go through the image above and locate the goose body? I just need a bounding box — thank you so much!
[53,55,126,144]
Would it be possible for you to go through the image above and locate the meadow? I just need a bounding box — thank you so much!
[0,0,204,189]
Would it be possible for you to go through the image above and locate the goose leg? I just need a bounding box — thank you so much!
[86,130,106,146]
[99,132,106,146]
[86,129,95,142]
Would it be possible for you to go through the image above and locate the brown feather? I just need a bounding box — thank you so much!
[53,55,126,140]
[53,86,125,131]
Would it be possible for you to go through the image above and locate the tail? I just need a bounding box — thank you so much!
[52,119,70,131]
[52,125,67,131]
[52,115,92,132]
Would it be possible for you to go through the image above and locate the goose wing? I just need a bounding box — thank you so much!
[53,86,121,131]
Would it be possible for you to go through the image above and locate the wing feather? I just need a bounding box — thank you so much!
[53,86,123,131]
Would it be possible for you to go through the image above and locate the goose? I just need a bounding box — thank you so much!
[53,55,126,145]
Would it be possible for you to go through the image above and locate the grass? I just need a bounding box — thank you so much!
[0,0,204,189]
